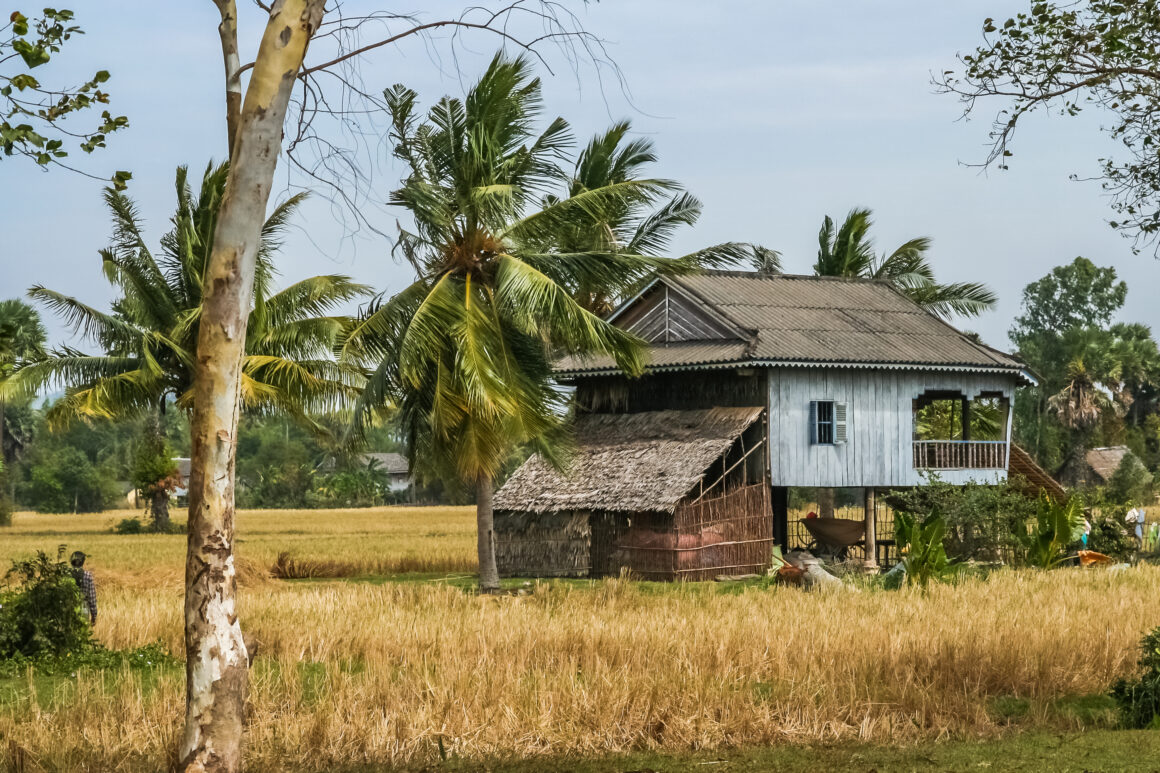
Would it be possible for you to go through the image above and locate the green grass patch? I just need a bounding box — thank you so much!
[384,730,1160,772]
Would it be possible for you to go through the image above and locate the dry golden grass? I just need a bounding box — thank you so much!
[2,506,478,589]
[3,509,1160,772]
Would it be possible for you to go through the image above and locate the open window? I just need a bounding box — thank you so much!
[809,400,847,446]
[911,390,1009,470]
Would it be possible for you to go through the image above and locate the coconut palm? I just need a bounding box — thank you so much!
[553,121,779,314]
[4,162,370,530]
[346,53,684,591]
[813,208,997,319]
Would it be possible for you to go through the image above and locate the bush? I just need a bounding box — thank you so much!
[894,509,959,588]
[0,639,178,678]
[1018,495,1085,569]
[1107,452,1153,505]
[887,478,1036,562]
[113,517,184,535]
[113,517,146,534]
[0,548,91,659]
[1111,626,1160,729]
[1086,505,1137,561]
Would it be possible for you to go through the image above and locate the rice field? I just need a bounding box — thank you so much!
[2,507,1159,772]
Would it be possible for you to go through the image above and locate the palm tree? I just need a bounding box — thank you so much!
[4,162,370,530]
[1048,327,1116,484]
[553,121,778,314]
[345,53,683,591]
[813,208,997,319]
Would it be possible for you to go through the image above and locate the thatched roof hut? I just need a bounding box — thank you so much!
[494,407,772,580]
[1057,445,1132,488]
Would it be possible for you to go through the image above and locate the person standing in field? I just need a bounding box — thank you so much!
[69,551,97,625]
[1127,504,1146,547]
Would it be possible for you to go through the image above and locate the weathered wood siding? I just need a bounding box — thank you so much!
[617,284,736,342]
[575,369,768,413]
[767,367,1018,487]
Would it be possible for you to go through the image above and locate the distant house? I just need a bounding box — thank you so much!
[495,271,1044,578]
[360,452,411,492]
[1058,445,1132,488]
[173,457,191,499]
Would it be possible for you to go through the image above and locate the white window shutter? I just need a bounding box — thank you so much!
[834,401,848,445]
[808,400,818,445]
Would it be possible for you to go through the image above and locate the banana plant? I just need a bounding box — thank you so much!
[1018,494,1084,569]
[895,508,958,588]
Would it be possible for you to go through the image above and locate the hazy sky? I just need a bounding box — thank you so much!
[3,1,1157,353]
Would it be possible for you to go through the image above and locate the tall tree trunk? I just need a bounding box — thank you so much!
[145,406,172,533]
[476,476,500,593]
[817,487,835,519]
[151,488,171,533]
[181,3,324,772]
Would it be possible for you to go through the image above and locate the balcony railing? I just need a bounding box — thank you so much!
[912,440,1007,470]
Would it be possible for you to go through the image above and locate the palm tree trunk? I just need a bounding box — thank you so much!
[146,407,172,533]
[476,476,500,593]
[180,4,324,771]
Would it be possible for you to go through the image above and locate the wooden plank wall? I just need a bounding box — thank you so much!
[575,369,769,414]
[767,367,1017,487]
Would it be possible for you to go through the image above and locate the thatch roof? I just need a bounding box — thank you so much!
[1085,446,1130,483]
[1008,444,1067,501]
[558,272,1026,377]
[494,407,764,514]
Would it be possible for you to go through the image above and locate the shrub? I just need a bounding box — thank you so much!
[1107,452,1153,505]
[1086,505,1136,561]
[113,517,184,535]
[0,548,91,659]
[1111,626,1160,729]
[0,640,180,678]
[113,517,146,534]
[887,478,1035,563]
[894,509,958,588]
[1017,495,1084,569]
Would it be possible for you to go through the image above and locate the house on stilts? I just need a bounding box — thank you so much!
[493,271,1042,579]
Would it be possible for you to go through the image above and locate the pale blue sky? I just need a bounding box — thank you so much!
[2,1,1156,352]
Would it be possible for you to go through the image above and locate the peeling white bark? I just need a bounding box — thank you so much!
[181,2,325,772]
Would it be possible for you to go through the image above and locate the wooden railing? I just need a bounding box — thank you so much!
[912,440,1007,470]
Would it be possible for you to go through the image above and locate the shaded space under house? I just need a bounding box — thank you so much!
[496,270,1052,578]
[493,407,772,580]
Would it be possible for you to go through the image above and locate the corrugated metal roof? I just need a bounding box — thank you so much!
[362,452,410,475]
[562,272,1024,375]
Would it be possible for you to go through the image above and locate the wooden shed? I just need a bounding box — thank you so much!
[493,407,772,580]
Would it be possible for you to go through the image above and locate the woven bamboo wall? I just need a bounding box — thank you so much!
[612,483,773,580]
[495,511,592,577]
